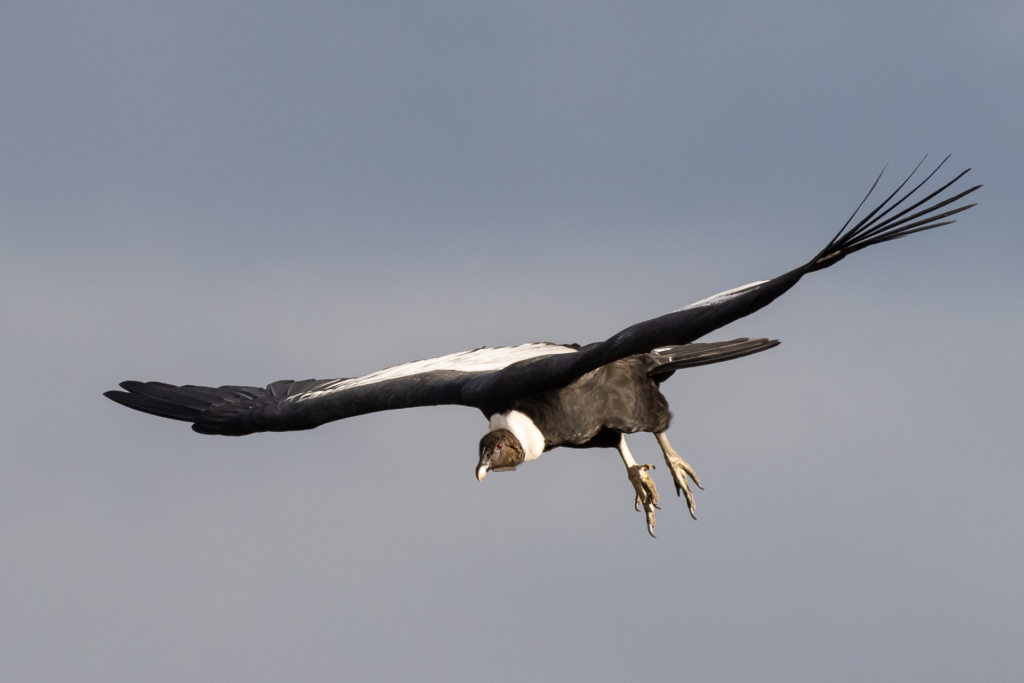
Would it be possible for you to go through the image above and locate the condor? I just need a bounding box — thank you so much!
[105,158,979,536]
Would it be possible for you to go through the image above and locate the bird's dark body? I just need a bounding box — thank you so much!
[508,356,671,451]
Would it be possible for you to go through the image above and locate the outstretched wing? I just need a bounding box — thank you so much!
[104,343,578,435]
[462,157,980,412]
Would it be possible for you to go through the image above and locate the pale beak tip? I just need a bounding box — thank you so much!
[476,466,487,482]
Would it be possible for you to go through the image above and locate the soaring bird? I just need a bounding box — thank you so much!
[104,158,979,536]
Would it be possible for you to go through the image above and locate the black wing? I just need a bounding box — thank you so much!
[461,157,980,412]
[104,343,579,435]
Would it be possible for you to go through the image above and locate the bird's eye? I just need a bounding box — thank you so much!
[496,444,503,450]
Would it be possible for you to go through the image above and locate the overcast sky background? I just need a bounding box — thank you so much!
[1,2,1022,681]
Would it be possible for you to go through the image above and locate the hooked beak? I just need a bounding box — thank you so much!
[476,464,488,482]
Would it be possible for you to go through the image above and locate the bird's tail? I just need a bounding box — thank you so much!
[805,155,980,273]
[647,337,779,379]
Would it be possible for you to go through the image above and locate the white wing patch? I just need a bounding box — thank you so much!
[677,280,770,311]
[291,343,577,402]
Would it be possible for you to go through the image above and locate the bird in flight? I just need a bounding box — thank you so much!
[105,157,979,536]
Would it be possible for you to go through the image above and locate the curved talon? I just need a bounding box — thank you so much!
[678,459,703,490]
[627,463,659,537]
[679,474,698,520]
[655,433,702,521]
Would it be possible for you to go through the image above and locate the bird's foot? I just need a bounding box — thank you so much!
[663,451,702,520]
[627,463,661,537]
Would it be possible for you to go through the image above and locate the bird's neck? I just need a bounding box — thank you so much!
[488,410,545,462]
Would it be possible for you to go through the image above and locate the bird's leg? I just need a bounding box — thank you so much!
[617,435,660,537]
[654,432,702,520]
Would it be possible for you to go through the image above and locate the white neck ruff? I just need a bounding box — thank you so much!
[488,411,545,462]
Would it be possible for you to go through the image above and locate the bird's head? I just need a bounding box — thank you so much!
[476,429,525,481]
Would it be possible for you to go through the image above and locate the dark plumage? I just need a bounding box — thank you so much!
[510,355,672,450]
[104,158,980,536]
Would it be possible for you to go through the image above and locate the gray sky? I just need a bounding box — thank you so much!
[2,2,1022,681]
